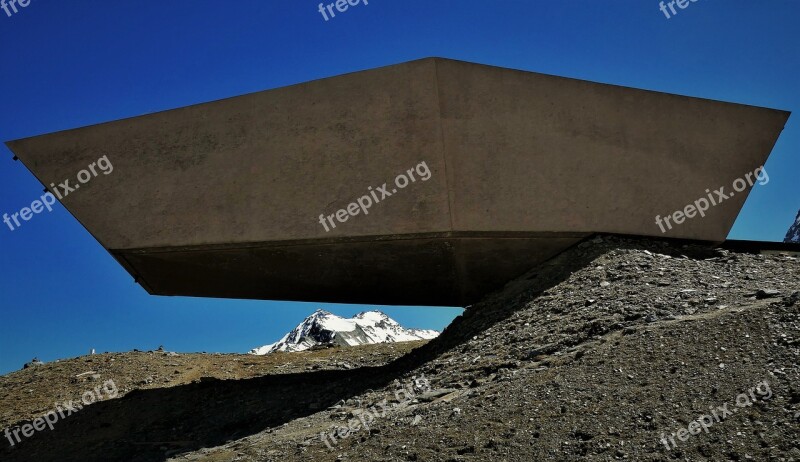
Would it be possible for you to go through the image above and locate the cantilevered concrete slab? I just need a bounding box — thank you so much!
[6,58,789,306]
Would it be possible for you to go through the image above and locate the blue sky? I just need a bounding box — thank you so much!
[0,0,798,375]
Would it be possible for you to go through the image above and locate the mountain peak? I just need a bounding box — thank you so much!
[249,310,438,355]
[354,310,386,318]
[785,209,800,243]
[354,310,391,320]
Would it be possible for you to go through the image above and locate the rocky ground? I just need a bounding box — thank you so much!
[0,343,422,433]
[1,236,798,461]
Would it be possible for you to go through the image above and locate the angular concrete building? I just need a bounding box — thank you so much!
[6,58,790,306]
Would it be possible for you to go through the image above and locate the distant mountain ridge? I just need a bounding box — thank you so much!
[785,209,800,243]
[249,310,439,355]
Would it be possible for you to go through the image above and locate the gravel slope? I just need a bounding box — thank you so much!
[170,237,799,462]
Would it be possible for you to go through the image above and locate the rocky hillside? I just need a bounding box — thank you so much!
[786,209,800,243]
[0,342,422,434]
[249,310,439,355]
[0,236,797,462]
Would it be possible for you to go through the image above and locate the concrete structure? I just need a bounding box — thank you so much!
[6,58,790,306]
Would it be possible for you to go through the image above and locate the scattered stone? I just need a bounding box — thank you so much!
[756,289,781,299]
[22,358,44,369]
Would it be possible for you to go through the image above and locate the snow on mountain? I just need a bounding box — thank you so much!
[248,309,440,355]
[785,209,800,243]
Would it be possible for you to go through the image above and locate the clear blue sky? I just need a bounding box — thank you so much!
[1,1,798,375]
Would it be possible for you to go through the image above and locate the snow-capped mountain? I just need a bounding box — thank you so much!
[785,209,800,243]
[249,309,440,355]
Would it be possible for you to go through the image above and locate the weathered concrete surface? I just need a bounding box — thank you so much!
[5,58,790,306]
